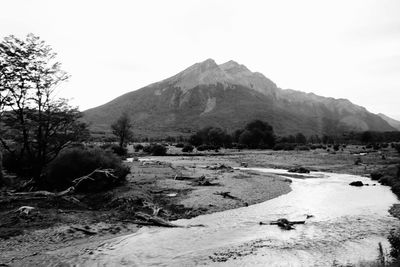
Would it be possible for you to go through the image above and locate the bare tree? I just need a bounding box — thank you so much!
[0,34,89,180]
[111,113,133,148]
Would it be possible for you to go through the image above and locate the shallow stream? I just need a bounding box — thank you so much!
[72,169,400,266]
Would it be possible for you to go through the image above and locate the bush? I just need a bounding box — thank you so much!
[370,171,383,180]
[273,143,296,151]
[134,144,144,152]
[395,144,400,154]
[100,143,127,156]
[389,229,400,260]
[296,145,310,151]
[2,150,31,177]
[182,145,194,153]
[232,143,247,150]
[197,144,218,151]
[143,144,167,156]
[175,143,185,148]
[333,144,340,151]
[110,145,127,156]
[44,147,130,191]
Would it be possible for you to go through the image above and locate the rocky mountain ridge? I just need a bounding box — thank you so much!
[84,59,396,138]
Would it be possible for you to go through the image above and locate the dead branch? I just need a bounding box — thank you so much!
[214,191,239,200]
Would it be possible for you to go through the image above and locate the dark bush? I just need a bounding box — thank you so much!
[370,171,383,180]
[232,143,247,149]
[373,143,381,150]
[143,144,167,156]
[296,145,310,151]
[333,144,340,151]
[44,147,130,191]
[197,144,217,151]
[175,143,185,148]
[2,150,31,177]
[134,144,144,152]
[389,229,400,260]
[273,143,296,151]
[100,143,127,156]
[111,145,127,156]
[182,145,194,153]
[395,144,400,154]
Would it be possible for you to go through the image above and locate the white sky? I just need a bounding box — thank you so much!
[1,0,399,119]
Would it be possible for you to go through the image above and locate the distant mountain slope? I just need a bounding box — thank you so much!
[83,59,395,138]
[378,113,400,131]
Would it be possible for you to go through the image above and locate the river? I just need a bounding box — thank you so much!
[71,169,400,266]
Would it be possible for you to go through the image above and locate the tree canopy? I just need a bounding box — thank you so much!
[111,112,134,148]
[0,34,88,179]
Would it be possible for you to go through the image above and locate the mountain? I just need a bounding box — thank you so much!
[83,59,396,138]
[377,113,400,131]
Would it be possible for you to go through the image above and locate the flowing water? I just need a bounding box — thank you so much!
[72,169,400,266]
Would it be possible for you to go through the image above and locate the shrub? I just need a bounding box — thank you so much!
[395,144,400,154]
[389,229,400,260]
[134,144,144,152]
[44,147,130,191]
[2,150,31,177]
[182,145,194,153]
[333,144,340,151]
[143,144,167,156]
[110,145,127,156]
[296,145,310,151]
[175,143,185,148]
[273,143,296,151]
[373,143,381,150]
[370,171,383,180]
[100,143,127,156]
[197,144,217,151]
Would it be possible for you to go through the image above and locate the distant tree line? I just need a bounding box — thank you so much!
[184,121,400,151]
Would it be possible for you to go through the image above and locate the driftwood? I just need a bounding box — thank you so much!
[269,220,305,225]
[1,169,115,205]
[142,200,162,216]
[214,191,239,200]
[71,226,97,235]
[259,218,306,230]
[134,212,182,228]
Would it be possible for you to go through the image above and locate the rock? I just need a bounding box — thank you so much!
[349,181,364,187]
[288,167,310,174]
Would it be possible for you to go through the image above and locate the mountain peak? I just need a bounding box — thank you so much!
[165,58,278,95]
[219,60,250,73]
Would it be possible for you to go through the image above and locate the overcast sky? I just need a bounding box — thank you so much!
[1,0,399,119]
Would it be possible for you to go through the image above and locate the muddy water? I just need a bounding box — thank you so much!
[72,169,400,266]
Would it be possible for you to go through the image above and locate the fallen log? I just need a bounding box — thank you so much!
[134,212,182,228]
[259,218,306,230]
[269,220,305,225]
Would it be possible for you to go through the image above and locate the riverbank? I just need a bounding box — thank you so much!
[0,146,399,265]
